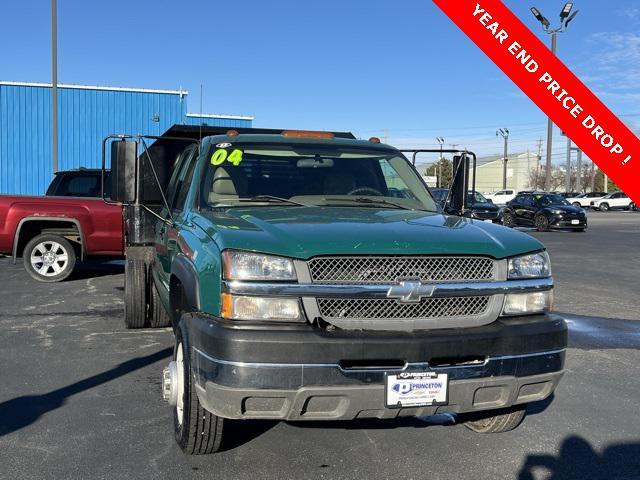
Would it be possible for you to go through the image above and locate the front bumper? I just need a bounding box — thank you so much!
[549,214,587,229]
[185,313,567,420]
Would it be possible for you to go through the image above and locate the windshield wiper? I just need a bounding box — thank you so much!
[325,197,430,211]
[236,195,310,207]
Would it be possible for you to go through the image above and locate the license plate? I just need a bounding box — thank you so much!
[571,219,580,225]
[385,372,448,408]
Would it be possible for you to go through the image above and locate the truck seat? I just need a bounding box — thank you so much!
[209,167,248,203]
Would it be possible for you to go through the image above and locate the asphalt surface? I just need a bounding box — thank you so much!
[0,211,639,480]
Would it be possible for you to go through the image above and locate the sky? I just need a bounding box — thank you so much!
[1,0,639,167]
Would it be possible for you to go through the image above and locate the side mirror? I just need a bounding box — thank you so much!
[487,198,494,204]
[449,154,469,215]
[110,140,137,203]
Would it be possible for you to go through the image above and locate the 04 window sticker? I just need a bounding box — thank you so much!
[210,148,243,166]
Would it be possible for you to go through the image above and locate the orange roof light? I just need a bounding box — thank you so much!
[282,130,334,139]
[369,137,381,144]
[226,129,239,137]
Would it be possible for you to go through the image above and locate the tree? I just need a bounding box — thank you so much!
[423,158,453,188]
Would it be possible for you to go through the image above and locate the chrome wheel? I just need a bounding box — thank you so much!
[30,240,69,277]
[175,342,185,426]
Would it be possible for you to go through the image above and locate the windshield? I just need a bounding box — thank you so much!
[200,143,438,212]
[467,191,488,204]
[536,194,570,206]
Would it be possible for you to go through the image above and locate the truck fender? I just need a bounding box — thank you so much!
[170,254,201,312]
[12,216,85,263]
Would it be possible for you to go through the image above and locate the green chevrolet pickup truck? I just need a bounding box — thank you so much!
[107,128,566,455]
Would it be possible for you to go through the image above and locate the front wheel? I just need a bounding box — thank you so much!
[629,202,636,211]
[23,234,76,282]
[572,202,582,208]
[599,202,609,212]
[172,328,225,454]
[502,212,515,228]
[535,214,550,232]
[460,404,527,433]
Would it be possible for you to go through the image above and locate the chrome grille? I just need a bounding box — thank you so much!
[317,296,490,320]
[307,256,495,284]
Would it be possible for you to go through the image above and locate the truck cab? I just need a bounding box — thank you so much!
[108,129,566,454]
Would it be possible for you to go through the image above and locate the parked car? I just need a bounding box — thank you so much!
[0,169,123,282]
[484,189,516,205]
[502,192,587,231]
[109,130,566,454]
[590,191,636,211]
[564,192,607,208]
[431,188,502,223]
[560,192,581,199]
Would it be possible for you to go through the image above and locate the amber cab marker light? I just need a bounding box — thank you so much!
[226,129,239,137]
[369,137,381,144]
[281,130,334,139]
[221,293,234,319]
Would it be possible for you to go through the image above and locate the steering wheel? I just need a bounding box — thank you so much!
[347,186,383,196]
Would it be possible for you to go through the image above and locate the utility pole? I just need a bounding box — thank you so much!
[590,161,595,192]
[530,4,579,191]
[436,137,444,188]
[496,128,509,190]
[564,132,572,192]
[51,0,58,173]
[575,148,583,191]
[383,129,388,144]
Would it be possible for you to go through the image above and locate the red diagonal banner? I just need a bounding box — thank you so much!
[433,0,640,204]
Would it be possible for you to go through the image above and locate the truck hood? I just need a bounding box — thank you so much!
[194,206,543,259]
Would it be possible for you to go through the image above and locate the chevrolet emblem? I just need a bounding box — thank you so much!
[386,278,436,303]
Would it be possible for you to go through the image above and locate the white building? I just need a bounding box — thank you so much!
[474,152,539,194]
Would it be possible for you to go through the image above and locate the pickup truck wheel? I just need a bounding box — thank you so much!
[461,405,527,433]
[173,330,224,454]
[150,281,171,328]
[124,259,148,329]
[23,234,76,282]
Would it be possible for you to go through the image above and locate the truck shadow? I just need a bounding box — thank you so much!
[68,259,124,280]
[517,435,640,480]
[0,347,172,437]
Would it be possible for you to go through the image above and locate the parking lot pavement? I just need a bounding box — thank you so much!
[0,211,639,480]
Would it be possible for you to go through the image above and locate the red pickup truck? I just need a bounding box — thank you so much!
[0,169,123,282]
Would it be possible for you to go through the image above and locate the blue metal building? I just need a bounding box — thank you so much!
[0,81,253,195]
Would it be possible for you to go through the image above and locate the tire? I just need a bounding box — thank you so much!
[149,280,172,328]
[502,212,515,228]
[629,202,636,211]
[23,234,76,282]
[124,259,148,329]
[572,202,581,208]
[534,214,550,232]
[599,202,609,212]
[173,327,225,454]
[461,405,527,433]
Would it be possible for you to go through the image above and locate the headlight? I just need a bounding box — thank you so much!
[502,291,553,315]
[222,250,296,281]
[508,251,551,279]
[221,294,304,322]
[549,209,564,214]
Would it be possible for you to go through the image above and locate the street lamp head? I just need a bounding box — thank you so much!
[530,6,551,29]
[564,10,578,27]
[560,2,573,19]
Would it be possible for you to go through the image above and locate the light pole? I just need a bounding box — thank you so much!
[436,137,444,188]
[52,0,58,173]
[496,128,509,190]
[530,3,579,191]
